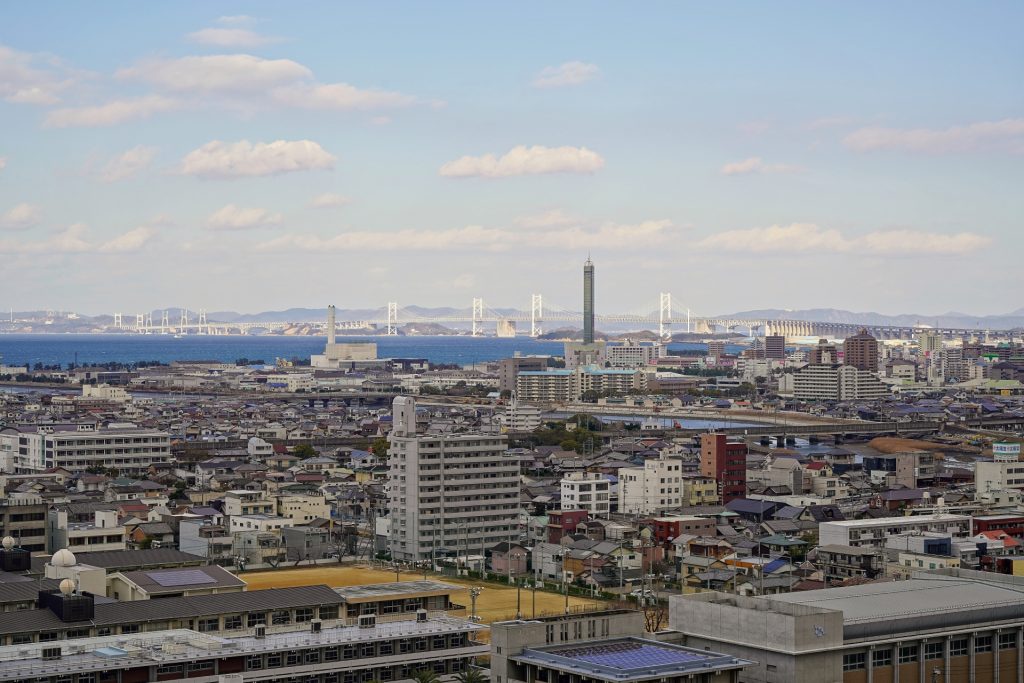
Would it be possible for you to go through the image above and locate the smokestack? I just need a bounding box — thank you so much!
[583,257,595,344]
[327,305,336,345]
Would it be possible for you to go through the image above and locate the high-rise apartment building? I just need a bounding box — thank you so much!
[809,339,839,365]
[764,335,786,360]
[842,328,879,372]
[700,433,747,503]
[387,397,520,563]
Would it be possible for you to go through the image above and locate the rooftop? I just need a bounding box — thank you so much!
[333,580,463,602]
[512,637,751,682]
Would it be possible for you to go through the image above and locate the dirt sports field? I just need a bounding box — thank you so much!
[243,564,605,624]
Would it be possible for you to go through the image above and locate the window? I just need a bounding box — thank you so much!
[924,642,944,659]
[156,664,184,675]
[950,638,968,657]
[975,635,993,653]
[225,615,242,630]
[120,624,140,634]
[295,607,314,623]
[197,617,219,632]
[246,655,264,670]
[286,652,301,666]
[320,605,339,620]
[898,645,918,664]
[362,643,376,657]
[188,661,214,674]
[842,653,865,671]
[872,649,892,667]
[267,653,283,668]
[380,641,394,656]
[248,613,266,627]
[272,609,291,625]
[11,634,32,645]
[999,633,1018,650]
[306,650,321,664]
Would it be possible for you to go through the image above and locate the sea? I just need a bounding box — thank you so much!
[0,334,742,368]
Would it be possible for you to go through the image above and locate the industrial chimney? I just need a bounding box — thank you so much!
[327,304,336,346]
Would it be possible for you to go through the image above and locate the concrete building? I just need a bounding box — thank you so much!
[499,356,549,393]
[606,341,666,368]
[583,257,595,344]
[388,396,520,562]
[516,366,646,403]
[619,453,684,515]
[491,610,750,683]
[976,459,1024,497]
[792,363,889,401]
[564,342,608,370]
[560,472,611,518]
[809,339,839,365]
[0,501,47,553]
[700,433,747,503]
[764,335,786,361]
[819,513,972,548]
[81,383,130,403]
[311,305,379,369]
[0,424,170,474]
[500,401,543,432]
[671,568,1024,683]
[815,544,885,584]
[48,509,125,554]
[842,328,879,372]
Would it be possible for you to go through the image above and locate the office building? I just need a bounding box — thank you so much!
[388,396,520,562]
[671,568,1024,683]
[700,434,747,503]
[764,335,786,360]
[818,513,971,548]
[843,328,879,372]
[619,453,684,515]
[560,472,611,518]
[491,610,751,683]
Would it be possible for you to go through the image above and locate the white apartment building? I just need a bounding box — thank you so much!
[792,364,890,400]
[975,459,1024,498]
[0,424,170,474]
[516,366,646,403]
[49,509,126,553]
[606,341,666,368]
[819,514,972,548]
[81,383,130,402]
[388,396,520,563]
[499,401,542,432]
[559,471,611,518]
[277,494,331,524]
[228,514,295,534]
[619,453,684,515]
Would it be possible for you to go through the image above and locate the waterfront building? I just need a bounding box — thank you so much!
[311,304,379,369]
[387,396,520,563]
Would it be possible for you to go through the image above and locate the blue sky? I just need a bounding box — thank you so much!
[1,3,1021,316]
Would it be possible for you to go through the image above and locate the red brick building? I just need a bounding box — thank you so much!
[547,509,589,543]
[700,433,747,503]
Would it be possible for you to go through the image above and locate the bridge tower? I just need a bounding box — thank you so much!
[114,312,122,329]
[471,298,484,337]
[658,292,672,341]
[530,294,543,338]
[199,309,208,334]
[161,310,169,332]
[145,312,153,330]
[386,302,398,336]
[135,313,144,330]
[180,308,188,331]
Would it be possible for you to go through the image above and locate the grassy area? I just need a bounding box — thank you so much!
[242,564,606,624]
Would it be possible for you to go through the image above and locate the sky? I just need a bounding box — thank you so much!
[1,2,1022,317]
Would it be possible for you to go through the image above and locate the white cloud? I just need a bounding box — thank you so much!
[255,219,674,253]
[695,223,992,255]
[180,139,336,179]
[117,54,310,93]
[0,44,67,105]
[98,145,158,182]
[187,28,281,48]
[440,145,605,178]
[206,204,283,230]
[0,222,158,254]
[44,95,178,128]
[270,82,416,110]
[532,61,600,88]
[217,15,257,26]
[515,209,579,229]
[720,156,799,176]
[310,193,351,209]
[844,118,1024,153]
[0,203,41,230]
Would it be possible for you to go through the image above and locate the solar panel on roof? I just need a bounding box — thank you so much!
[553,641,710,670]
[147,569,217,587]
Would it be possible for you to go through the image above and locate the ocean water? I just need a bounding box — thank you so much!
[0,334,738,368]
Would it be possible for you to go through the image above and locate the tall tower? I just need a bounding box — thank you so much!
[583,257,595,344]
[326,304,336,346]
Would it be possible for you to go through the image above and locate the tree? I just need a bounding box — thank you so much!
[455,668,489,683]
[411,670,440,683]
[371,438,389,459]
[292,443,317,459]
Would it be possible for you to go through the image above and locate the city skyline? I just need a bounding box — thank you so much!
[2,3,1022,314]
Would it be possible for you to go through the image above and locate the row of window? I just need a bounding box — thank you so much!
[842,633,1018,671]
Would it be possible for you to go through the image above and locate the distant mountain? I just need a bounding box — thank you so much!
[718,308,1024,330]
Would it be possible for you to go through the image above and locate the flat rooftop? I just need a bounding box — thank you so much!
[819,513,970,527]
[512,637,751,682]
[0,616,485,680]
[333,580,463,602]
[770,573,1024,625]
